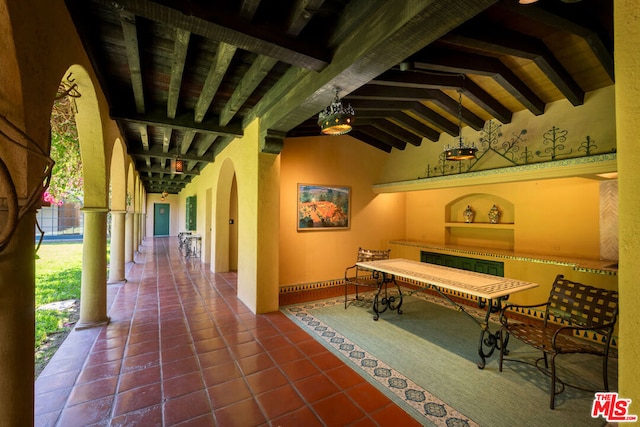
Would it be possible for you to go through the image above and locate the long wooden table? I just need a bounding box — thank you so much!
[355,258,539,368]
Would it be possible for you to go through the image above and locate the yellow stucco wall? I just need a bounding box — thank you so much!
[278,135,406,286]
[615,0,640,414]
[174,120,279,314]
[403,177,604,259]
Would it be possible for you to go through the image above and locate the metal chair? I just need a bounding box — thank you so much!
[343,247,390,309]
[499,274,618,409]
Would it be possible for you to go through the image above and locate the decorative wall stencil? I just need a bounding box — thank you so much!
[422,121,610,179]
[539,126,571,160]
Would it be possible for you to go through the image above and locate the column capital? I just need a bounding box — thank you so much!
[81,207,109,213]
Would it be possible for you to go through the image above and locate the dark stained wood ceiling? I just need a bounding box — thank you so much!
[64,0,613,194]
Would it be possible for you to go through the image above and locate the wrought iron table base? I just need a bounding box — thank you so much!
[375,283,510,369]
[372,272,403,321]
[425,288,509,369]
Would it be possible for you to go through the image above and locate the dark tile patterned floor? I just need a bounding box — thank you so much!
[35,237,420,426]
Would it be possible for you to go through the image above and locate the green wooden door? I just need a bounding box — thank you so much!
[154,203,170,236]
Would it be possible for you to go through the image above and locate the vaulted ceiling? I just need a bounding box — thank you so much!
[64,0,613,194]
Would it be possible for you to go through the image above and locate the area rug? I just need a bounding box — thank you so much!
[282,290,617,427]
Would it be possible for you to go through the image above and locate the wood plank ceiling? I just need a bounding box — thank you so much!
[64,0,613,194]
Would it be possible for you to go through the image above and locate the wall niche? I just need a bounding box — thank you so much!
[444,193,514,251]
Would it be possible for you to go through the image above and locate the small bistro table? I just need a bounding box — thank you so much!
[355,258,539,368]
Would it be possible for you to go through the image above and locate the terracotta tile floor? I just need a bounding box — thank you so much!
[35,237,420,426]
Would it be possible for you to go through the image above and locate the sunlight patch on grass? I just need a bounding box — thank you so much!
[35,242,82,349]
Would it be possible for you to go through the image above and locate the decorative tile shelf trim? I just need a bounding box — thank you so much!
[391,241,618,276]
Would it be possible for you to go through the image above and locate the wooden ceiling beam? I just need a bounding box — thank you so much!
[240,0,261,19]
[219,56,278,126]
[440,29,584,106]
[349,85,485,130]
[287,0,326,37]
[180,130,196,155]
[496,1,613,81]
[196,134,218,157]
[129,145,213,162]
[112,108,243,137]
[372,69,512,123]
[162,128,172,153]
[220,0,320,128]
[167,28,191,119]
[348,130,392,153]
[347,99,458,136]
[354,109,439,139]
[194,43,237,124]
[103,0,331,71]
[357,125,407,150]
[410,49,545,115]
[141,171,193,181]
[138,124,149,149]
[356,118,423,147]
[119,10,145,114]
[259,0,498,135]
[137,165,200,176]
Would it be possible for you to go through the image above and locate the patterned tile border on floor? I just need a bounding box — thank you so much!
[283,291,483,427]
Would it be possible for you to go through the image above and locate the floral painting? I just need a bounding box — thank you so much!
[297,184,350,231]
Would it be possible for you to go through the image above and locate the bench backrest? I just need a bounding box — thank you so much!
[356,247,390,263]
[546,274,618,330]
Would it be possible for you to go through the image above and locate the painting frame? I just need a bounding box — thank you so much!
[297,184,351,231]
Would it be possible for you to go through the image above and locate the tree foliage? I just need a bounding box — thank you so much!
[46,83,83,205]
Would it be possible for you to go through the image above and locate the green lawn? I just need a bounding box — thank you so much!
[35,242,83,349]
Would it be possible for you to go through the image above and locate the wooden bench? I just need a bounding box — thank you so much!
[344,248,390,309]
[498,274,618,409]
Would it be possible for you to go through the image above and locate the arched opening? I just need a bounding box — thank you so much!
[213,158,238,274]
[108,138,127,283]
[229,174,238,271]
[62,64,109,329]
[125,163,135,262]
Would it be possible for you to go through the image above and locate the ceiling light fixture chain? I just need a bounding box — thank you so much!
[443,76,477,161]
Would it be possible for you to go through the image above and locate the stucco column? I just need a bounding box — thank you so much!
[615,0,640,411]
[136,212,143,247]
[132,211,139,254]
[77,207,109,329]
[141,213,147,242]
[108,210,126,283]
[124,211,133,263]
[0,211,35,426]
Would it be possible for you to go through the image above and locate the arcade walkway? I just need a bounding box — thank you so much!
[34,237,418,426]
